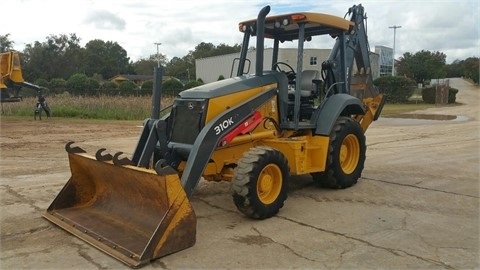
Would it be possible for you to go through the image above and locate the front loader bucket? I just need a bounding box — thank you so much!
[43,148,196,268]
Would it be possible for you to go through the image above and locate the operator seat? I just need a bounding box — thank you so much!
[300,70,321,97]
[286,69,322,121]
[289,69,321,98]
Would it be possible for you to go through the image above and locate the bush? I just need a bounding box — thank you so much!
[49,78,67,95]
[85,78,100,96]
[118,81,138,96]
[421,86,459,104]
[162,78,184,96]
[140,80,154,96]
[373,76,416,103]
[66,73,89,96]
[184,80,204,90]
[34,78,50,88]
[448,88,458,103]
[100,81,118,96]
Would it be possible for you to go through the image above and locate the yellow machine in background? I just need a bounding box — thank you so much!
[44,4,385,268]
[1,51,24,102]
[1,51,51,118]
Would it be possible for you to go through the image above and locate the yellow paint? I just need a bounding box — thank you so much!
[0,51,25,88]
[205,84,277,122]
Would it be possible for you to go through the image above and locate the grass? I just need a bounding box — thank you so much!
[1,94,445,121]
[381,102,437,116]
[1,95,175,120]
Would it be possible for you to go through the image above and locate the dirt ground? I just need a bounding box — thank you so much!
[1,78,479,269]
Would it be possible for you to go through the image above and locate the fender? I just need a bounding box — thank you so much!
[313,93,365,136]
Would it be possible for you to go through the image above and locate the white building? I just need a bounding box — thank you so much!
[375,45,394,76]
[196,48,380,84]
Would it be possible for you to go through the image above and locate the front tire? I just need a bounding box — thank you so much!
[312,117,366,189]
[232,146,290,219]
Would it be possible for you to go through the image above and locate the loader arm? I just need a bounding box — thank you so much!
[177,88,276,197]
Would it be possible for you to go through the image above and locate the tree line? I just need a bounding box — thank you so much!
[1,33,478,98]
[0,33,241,87]
[396,50,479,85]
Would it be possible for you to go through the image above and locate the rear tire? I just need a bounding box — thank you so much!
[312,117,365,189]
[232,146,289,219]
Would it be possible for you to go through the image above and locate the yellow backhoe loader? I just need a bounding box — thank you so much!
[1,51,51,117]
[44,4,385,268]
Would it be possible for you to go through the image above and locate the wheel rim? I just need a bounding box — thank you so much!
[339,134,360,174]
[257,164,282,205]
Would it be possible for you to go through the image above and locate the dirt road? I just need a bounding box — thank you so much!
[1,78,478,269]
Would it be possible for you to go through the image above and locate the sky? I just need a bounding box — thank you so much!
[4,0,479,64]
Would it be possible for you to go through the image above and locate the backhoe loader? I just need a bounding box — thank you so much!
[1,51,51,117]
[43,4,385,268]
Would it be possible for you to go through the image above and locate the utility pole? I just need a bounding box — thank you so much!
[154,42,162,67]
[152,42,163,119]
[389,25,401,76]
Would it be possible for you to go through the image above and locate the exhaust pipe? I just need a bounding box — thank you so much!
[255,5,270,76]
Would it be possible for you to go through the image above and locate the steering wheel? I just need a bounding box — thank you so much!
[273,62,296,83]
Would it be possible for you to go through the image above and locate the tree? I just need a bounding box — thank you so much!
[84,39,131,79]
[22,34,84,81]
[445,57,479,84]
[0,34,14,52]
[463,57,479,84]
[133,54,166,75]
[396,50,446,83]
[445,59,464,78]
[172,42,241,80]
[165,57,190,80]
[191,42,216,59]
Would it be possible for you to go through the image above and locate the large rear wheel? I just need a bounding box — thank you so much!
[312,116,366,189]
[232,146,290,219]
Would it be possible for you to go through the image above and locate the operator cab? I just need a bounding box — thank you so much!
[237,10,355,128]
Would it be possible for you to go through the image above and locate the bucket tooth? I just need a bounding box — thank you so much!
[65,141,86,154]
[113,151,133,166]
[95,148,113,162]
[154,159,178,176]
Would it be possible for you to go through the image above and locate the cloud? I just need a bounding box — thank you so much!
[84,10,126,31]
[3,0,479,63]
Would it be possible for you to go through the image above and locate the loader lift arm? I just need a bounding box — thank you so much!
[131,87,277,198]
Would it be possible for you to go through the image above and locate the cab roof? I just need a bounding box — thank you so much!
[239,12,354,42]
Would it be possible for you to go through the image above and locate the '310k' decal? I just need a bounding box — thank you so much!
[214,117,234,135]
